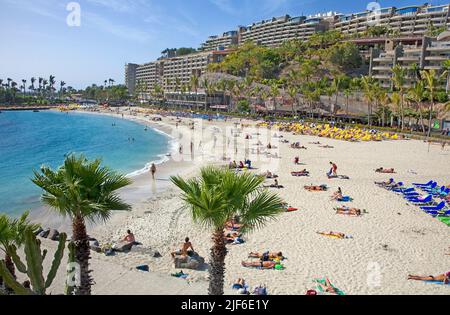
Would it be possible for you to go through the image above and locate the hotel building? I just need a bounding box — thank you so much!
[200,31,239,51]
[370,36,450,89]
[125,50,231,95]
[335,4,450,37]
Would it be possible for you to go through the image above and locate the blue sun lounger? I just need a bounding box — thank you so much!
[421,201,446,212]
[413,180,433,187]
[406,195,433,205]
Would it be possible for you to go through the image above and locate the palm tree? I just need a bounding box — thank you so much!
[21,79,27,95]
[343,88,352,121]
[390,92,401,128]
[442,60,450,94]
[11,82,18,104]
[31,155,132,295]
[0,212,39,280]
[109,79,115,87]
[30,77,36,95]
[287,86,298,116]
[190,75,199,109]
[420,69,447,138]
[60,81,66,99]
[270,83,280,116]
[407,81,427,134]
[251,85,262,114]
[49,75,56,99]
[391,65,407,130]
[171,167,284,295]
[361,76,375,126]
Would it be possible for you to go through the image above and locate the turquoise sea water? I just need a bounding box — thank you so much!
[0,110,172,216]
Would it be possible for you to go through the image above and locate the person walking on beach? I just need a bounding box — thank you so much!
[150,163,156,180]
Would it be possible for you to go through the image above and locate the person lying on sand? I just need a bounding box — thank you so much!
[225,217,243,231]
[317,231,352,239]
[305,185,328,191]
[375,178,395,187]
[335,207,362,216]
[264,179,284,189]
[408,272,449,284]
[319,145,334,149]
[232,278,248,291]
[225,232,244,245]
[263,170,278,179]
[330,187,343,200]
[292,169,310,177]
[315,278,338,295]
[171,237,195,258]
[376,167,396,174]
[248,251,284,261]
[241,261,279,269]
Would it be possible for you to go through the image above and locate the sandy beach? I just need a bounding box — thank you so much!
[28,107,450,295]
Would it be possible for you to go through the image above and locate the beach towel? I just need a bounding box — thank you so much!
[438,217,450,227]
[424,280,450,286]
[338,196,353,202]
[314,279,345,295]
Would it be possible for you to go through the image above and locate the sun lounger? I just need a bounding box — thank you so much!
[420,201,446,212]
[413,180,433,187]
[406,195,433,205]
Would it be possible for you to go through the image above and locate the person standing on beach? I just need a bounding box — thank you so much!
[150,163,156,180]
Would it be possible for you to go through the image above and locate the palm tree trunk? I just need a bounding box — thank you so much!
[427,99,434,139]
[72,215,92,295]
[208,229,227,295]
[418,102,426,134]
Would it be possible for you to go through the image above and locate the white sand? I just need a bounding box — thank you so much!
[24,108,450,295]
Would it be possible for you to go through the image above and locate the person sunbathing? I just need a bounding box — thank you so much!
[241,260,278,269]
[336,207,361,216]
[264,179,284,189]
[248,251,284,261]
[319,145,334,149]
[305,185,328,191]
[408,272,449,284]
[376,167,396,174]
[316,278,338,295]
[330,187,343,200]
[292,169,309,177]
[232,278,247,290]
[264,170,278,179]
[225,219,243,231]
[375,178,395,187]
[122,230,136,243]
[317,231,352,239]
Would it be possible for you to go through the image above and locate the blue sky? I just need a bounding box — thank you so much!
[0,0,445,89]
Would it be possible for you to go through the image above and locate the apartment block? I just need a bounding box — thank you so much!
[369,36,450,89]
[200,31,239,51]
[335,4,450,37]
[133,50,232,94]
[124,63,139,95]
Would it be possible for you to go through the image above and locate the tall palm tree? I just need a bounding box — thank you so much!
[60,81,66,98]
[442,59,450,93]
[0,212,39,280]
[21,79,27,95]
[361,76,375,126]
[343,88,352,121]
[171,167,284,295]
[287,86,298,116]
[49,75,56,99]
[31,155,132,295]
[30,77,36,94]
[190,75,199,109]
[407,81,427,134]
[420,69,447,138]
[391,65,407,130]
[390,92,401,128]
[11,82,18,104]
[270,83,280,116]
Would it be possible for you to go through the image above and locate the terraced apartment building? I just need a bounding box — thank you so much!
[369,36,450,89]
[200,30,239,51]
[335,4,450,37]
[238,14,333,47]
[126,49,231,95]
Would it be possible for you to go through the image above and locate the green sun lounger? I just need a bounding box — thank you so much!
[314,279,345,295]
